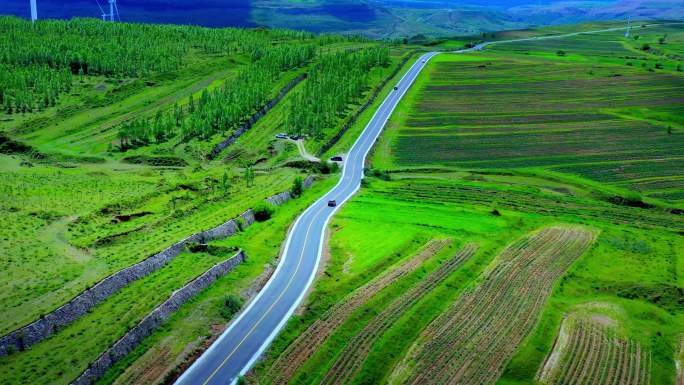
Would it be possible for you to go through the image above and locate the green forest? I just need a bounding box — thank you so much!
[0,16,318,114]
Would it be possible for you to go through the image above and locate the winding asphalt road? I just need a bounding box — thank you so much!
[175,23,670,385]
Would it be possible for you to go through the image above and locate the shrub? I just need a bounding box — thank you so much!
[121,155,187,167]
[253,203,275,222]
[317,160,338,174]
[221,295,244,320]
[368,168,391,181]
[556,50,566,57]
[290,177,303,198]
[641,43,650,51]
[655,62,663,69]
[236,217,247,231]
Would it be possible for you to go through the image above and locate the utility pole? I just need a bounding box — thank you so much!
[29,0,37,22]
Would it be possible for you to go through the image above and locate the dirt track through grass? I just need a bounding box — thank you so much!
[319,244,478,385]
[393,226,595,385]
[266,239,451,385]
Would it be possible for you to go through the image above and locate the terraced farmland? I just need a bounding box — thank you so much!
[381,26,684,204]
[391,226,595,385]
[537,316,651,385]
[319,244,477,385]
[266,239,451,385]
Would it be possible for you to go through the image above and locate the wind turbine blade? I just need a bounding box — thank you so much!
[114,1,121,21]
[95,0,105,17]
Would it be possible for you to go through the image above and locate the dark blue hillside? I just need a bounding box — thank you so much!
[0,0,255,27]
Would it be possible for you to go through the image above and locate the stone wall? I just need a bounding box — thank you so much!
[316,51,419,157]
[0,174,316,356]
[266,191,292,206]
[209,73,307,160]
[0,210,255,356]
[302,175,314,189]
[71,250,246,385]
[265,176,314,206]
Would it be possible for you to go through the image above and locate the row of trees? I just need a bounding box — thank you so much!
[286,47,390,139]
[117,44,318,150]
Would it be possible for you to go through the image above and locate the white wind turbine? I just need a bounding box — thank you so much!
[96,0,121,22]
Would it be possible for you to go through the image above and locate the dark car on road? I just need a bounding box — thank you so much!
[328,200,337,207]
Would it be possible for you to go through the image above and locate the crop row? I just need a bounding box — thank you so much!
[417,78,680,114]
[553,159,684,186]
[491,34,635,57]
[542,318,650,385]
[398,226,594,385]
[373,181,684,231]
[266,239,452,385]
[425,60,623,84]
[391,55,684,192]
[319,244,478,385]
[395,123,682,166]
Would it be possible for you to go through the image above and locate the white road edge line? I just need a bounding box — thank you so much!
[230,52,436,385]
[177,21,682,385]
[175,53,429,385]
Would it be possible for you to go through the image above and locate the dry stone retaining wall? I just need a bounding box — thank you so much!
[0,210,254,356]
[0,176,315,356]
[209,73,307,159]
[71,250,246,385]
[266,176,314,206]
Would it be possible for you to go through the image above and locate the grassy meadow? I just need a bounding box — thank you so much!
[2,16,682,385]
[252,22,684,385]
[0,17,419,385]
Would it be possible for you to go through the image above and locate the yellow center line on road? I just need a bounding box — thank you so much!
[201,202,328,385]
[199,55,421,385]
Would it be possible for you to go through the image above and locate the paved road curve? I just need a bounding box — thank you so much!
[175,50,439,385]
[175,23,675,385]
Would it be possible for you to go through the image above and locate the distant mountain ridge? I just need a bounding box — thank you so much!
[1,0,682,37]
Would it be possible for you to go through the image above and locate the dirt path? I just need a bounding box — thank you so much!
[292,139,320,162]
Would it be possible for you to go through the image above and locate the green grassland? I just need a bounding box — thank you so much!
[0,17,422,385]
[3,17,682,385]
[253,22,684,385]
